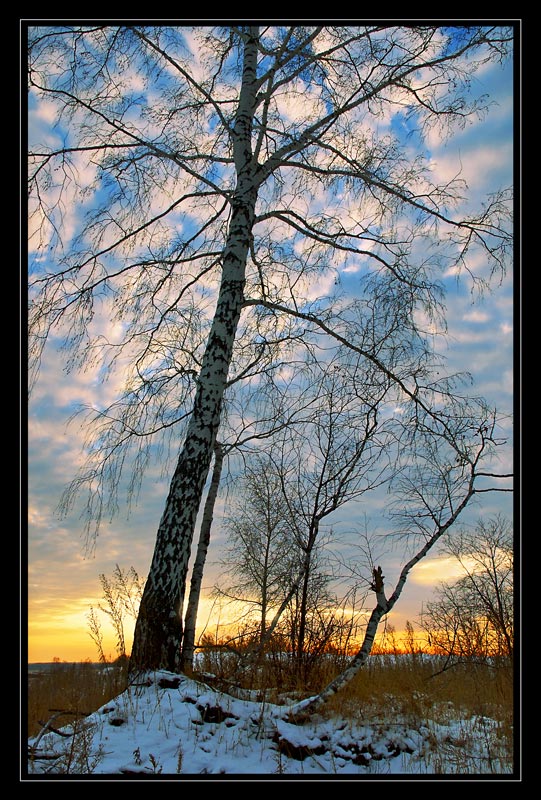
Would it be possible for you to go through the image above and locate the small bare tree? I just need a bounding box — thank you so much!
[215,455,300,647]
[420,515,513,664]
[212,355,394,679]
[266,363,392,678]
[286,405,512,717]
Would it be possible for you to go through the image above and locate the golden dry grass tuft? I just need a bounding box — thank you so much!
[27,660,129,739]
[321,652,513,724]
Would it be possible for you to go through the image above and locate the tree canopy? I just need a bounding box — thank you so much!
[28,24,514,676]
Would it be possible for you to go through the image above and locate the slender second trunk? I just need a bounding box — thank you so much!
[130,29,260,674]
[296,524,318,677]
[180,442,224,673]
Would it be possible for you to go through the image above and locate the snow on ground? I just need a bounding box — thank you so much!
[26,670,512,779]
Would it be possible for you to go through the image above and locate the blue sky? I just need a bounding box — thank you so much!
[26,26,515,662]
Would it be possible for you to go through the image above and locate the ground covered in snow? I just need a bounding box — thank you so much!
[26,670,513,779]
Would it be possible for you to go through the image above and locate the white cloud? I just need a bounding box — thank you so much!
[429,141,512,194]
[462,310,490,323]
[409,555,479,586]
[274,84,326,125]
[28,148,98,254]
[31,97,60,126]
[28,504,55,531]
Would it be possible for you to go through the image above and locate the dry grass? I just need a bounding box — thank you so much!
[196,644,513,734]
[323,652,513,723]
[27,651,514,774]
[194,646,514,773]
[27,651,513,756]
[27,660,129,739]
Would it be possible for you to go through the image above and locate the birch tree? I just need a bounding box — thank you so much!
[216,456,298,646]
[28,24,513,674]
[264,363,391,676]
[179,440,224,673]
[287,411,512,717]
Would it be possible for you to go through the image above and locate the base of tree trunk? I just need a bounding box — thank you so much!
[130,597,184,675]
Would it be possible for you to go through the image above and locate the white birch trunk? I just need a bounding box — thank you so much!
[130,28,260,674]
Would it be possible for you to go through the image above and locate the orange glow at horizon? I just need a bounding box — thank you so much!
[27,553,473,662]
[27,595,430,664]
[28,609,129,664]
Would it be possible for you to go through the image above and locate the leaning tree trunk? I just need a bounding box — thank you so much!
[287,567,390,718]
[180,441,224,673]
[287,481,479,718]
[130,29,260,674]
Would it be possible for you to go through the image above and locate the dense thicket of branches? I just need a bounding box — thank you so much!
[28,24,513,679]
[420,516,513,662]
